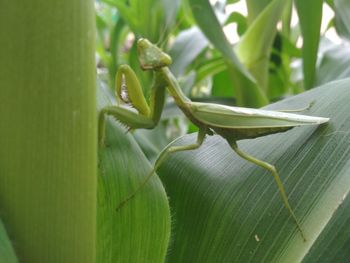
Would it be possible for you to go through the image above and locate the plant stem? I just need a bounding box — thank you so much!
[0,1,97,262]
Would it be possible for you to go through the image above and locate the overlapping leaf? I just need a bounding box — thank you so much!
[0,219,17,263]
[334,0,350,41]
[96,80,171,263]
[235,0,289,92]
[295,0,323,89]
[188,0,268,107]
[159,78,350,262]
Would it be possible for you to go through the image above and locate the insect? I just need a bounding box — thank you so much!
[98,38,329,241]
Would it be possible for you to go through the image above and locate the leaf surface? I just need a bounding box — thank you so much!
[0,219,17,263]
[96,80,171,263]
[160,78,350,262]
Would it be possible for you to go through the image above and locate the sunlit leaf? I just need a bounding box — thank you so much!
[246,0,274,24]
[235,0,290,92]
[188,0,268,107]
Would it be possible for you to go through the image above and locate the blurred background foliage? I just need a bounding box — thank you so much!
[95,0,350,162]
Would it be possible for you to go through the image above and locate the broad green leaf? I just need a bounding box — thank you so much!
[102,0,179,43]
[96,80,171,263]
[195,56,226,84]
[295,0,323,89]
[101,0,137,34]
[188,0,268,107]
[334,0,350,41]
[235,0,289,92]
[212,69,235,98]
[169,27,208,77]
[159,78,350,262]
[0,219,17,263]
[316,40,350,86]
[281,0,293,36]
[225,12,248,36]
[302,193,350,263]
[134,123,173,163]
[246,0,273,24]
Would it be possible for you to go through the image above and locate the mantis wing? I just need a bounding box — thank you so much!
[190,102,329,129]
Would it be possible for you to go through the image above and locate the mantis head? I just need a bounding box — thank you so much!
[137,38,172,70]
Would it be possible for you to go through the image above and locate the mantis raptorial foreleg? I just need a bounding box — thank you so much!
[98,65,167,147]
[116,128,207,211]
[229,141,306,241]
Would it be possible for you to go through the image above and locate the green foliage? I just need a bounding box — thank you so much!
[160,78,350,262]
[295,0,323,89]
[96,81,170,263]
[188,0,269,107]
[316,39,350,85]
[0,219,17,263]
[94,2,350,261]
[334,0,350,41]
[235,0,289,92]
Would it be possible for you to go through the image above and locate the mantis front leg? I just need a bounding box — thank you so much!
[98,65,167,147]
[229,141,306,241]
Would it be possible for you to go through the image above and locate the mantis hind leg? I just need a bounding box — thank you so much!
[228,141,306,241]
[116,128,207,211]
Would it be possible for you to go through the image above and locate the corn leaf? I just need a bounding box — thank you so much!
[316,40,350,86]
[188,0,268,107]
[160,78,350,262]
[246,0,274,24]
[295,0,323,89]
[0,219,17,263]
[96,80,171,263]
[334,0,350,41]
[235,0,290,92]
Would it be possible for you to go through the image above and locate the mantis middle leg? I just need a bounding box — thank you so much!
[116,128,207,210]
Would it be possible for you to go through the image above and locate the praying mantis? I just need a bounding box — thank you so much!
[98,38,329,241]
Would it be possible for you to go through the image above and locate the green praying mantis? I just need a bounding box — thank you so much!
[98,38,329,241]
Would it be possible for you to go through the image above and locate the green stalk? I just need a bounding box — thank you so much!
[0,1,96,262]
